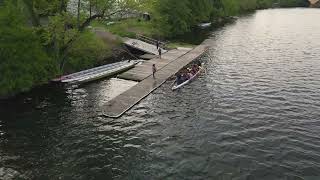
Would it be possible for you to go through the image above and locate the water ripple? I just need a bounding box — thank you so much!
[1,8,320,180]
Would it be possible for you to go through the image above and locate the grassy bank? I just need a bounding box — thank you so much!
[91,19,160,38]
[91,18,200,48]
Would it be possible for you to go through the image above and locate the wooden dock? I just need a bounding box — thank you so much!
[118,48,191,81]
[102,45,208,118]
[123,37,167,55]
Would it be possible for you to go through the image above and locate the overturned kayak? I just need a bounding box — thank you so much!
[52,60,140,84]
[198,22,212,28]
[172,65,203,91]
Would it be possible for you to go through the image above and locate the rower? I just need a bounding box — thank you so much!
[191,64,198,74]
[180,72,187,82]
[176,74,183,85]
[184,72,191,80]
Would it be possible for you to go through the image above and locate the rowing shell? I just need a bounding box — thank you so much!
[172,65,203,91]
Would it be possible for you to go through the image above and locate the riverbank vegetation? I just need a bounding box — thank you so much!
[152,0,310,36]
[93,0,309,38]
[0,0,141,97]
[0,0,310,97]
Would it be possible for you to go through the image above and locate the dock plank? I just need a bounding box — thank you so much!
[118,49,190,81]
[103,45,208,118]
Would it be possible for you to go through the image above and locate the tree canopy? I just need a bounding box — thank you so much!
[0,0,138,96]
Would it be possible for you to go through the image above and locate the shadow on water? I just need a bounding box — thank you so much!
[0,85,71,179]
[0,85,69,114]
[0,79,144,179]
[173,26,219,45]
[173,19,237,45]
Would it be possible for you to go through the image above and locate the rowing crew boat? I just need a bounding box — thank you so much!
[52,60,140,84]
[172,64,203,91]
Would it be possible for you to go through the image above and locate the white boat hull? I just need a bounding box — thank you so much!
[172,66,203,91]
[54,61,140,84]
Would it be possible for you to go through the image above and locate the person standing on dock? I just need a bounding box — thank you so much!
[156,40,159,50]
[152,64,157,79]
[158,47,162,59]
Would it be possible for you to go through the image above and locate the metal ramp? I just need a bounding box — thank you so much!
[123,37,167,55]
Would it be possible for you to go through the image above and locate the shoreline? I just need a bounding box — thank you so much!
[0,15,230,100]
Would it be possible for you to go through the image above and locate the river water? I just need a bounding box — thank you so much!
[1,8,320,180]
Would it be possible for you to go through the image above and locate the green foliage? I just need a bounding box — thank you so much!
[45,12,79,56]
[151,0,310,36]
[33,0,65,15]
[257,0,274,9]
[221,0,240,16]
[0,0,121,96]
[0,2,57,96]
[240,0,258,11]
[94,18,162,38]
[106,19,150,37]
[278,0,310,7]
[154,0,193,36]
[154,0,218,36]
[64,31,111,73]
[189,0,213,23]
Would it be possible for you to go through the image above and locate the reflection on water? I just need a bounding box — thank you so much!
[66,78,137,110]
[1,8,320,180]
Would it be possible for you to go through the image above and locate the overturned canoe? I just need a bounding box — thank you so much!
[198,22,212,28]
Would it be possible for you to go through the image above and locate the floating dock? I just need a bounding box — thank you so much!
[118,48,191,81]
[102,45,208,118]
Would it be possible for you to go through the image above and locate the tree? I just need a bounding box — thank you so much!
[189,0,213,23]
[15,0,143,71]
[153,0,193,36]
[0,1,57,96]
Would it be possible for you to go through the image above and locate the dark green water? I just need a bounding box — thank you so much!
[1,8,320,180]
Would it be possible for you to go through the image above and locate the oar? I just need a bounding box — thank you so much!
[171,79,176,86]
